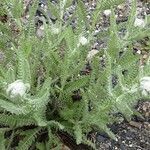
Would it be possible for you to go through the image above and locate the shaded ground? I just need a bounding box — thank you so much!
[88,101,150,150]
[57,101,150,150]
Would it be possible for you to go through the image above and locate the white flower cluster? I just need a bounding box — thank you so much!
[78,36,88,46]
[134,18,145,28]
[6,80,30,98]
[103,9,111,16]
[140,76,150,96]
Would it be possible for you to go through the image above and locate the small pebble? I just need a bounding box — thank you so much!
[87,49,99,61]
[0,52,5,62]
[36,25,44,38]
[117,4,125,10]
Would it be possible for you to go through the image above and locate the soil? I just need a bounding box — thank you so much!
[56,101,150,150]
[89,101,150,150]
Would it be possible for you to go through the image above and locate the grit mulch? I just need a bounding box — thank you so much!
[90,101,150,150]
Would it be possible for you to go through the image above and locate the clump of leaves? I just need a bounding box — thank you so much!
[0,0,150,149]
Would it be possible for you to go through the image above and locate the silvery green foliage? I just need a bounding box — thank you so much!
[0,0,150,149]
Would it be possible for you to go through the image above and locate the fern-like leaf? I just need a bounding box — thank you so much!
[0,113,36,127]
[73,123,82,145]
[0,99,28,115]
[64,76,89,93]
[17,50,31,84]
[16,128,41,150]
[0,129,5,150]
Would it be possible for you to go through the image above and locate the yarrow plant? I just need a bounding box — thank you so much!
[0,0,150,149]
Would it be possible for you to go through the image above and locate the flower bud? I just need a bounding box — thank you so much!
[6,80,30,98]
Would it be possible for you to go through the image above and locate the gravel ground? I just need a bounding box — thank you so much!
[88,100,150,150]
[59,100,150,150]
[30,0,150,57]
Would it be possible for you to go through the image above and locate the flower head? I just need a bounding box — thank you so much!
[140,76,150,96]
[79,36,88,46]
[134,18,145,28]
[103,9,111,16]
[6,80,30,98]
